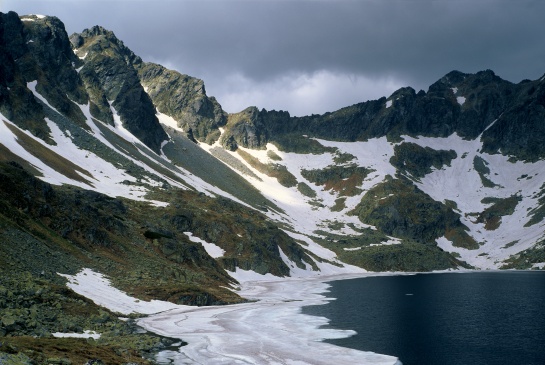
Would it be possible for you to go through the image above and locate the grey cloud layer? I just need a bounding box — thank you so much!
[5,0,545,114]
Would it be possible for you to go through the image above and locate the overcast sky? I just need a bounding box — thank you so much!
[4,0,545,116]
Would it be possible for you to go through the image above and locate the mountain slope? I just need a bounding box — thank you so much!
[2,10,545,364]
[0,11,544,302]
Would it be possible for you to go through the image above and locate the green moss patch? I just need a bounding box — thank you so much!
[350,176,471,246]
[338,241,466,272]
[475,195,521,230]
[331,197,347,212]
[312,230,466,271]
[333,152,356,164]
[297,182,317,198]
[390,142,457,179]
[267,150,282,161]
[473,155,499,188]
[525,182,545,227]
[272,134,336,154]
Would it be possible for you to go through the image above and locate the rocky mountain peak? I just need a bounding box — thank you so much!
[438,70,468,86]
[137,62,227,144]
[220,106,265,150]
[0,12,47,139]
[21,14,87,102]
[388,86,417,99]
[71,25,142,65]
[77,24,114,39]
[1,11,27,59]
[0,12,90,141]
[70,25,167,152]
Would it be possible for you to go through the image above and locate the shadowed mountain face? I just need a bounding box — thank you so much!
[214,70,545,162]
[70,25,169,153]
[1,12,545,358]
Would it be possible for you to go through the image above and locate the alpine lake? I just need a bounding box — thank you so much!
[303,271,545,365]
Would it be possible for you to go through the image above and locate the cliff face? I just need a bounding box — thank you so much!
[0,13,170,153]
[1,13,55,141]
[71,26,168,153]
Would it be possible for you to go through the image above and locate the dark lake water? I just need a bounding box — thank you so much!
[303,271,545,365]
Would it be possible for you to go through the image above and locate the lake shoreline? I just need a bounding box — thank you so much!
[63,268,403,364]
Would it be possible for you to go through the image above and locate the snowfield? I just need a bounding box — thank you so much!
[403,133,545,269]
[2,79,544,286]
[199,135,396,238]
[5,91,545,270]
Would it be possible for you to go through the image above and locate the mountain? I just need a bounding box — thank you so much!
[1,11,545,363]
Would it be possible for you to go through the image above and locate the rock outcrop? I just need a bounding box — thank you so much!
[71,26,168,153]
[137,62,227,144]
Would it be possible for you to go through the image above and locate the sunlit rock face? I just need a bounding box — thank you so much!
[137,62,227,145]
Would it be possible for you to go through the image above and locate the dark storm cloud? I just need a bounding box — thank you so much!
[4,0,545,115]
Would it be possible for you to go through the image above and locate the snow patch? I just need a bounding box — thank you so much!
[282,229,338,261]
[184,232,225,258]
[227,267,282,282]
[457,96,466,105]
[27,81,62,115]
[159,139,171,162]
[198,136,393,237]
[52,330,101,340]
[0,116,99,189]
[156,111,180,131]
[44,114,168,204]
[20,15,46,22]
[58,269,180,315]
[385,99,393,108]
[343,247,363,251]
[376,237,402,246]
[344,237,401,250]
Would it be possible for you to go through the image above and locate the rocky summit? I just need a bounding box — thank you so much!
[1,10,545,364]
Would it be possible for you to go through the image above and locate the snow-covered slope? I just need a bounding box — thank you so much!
[188,123,545,270]
[403,133,545,269]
